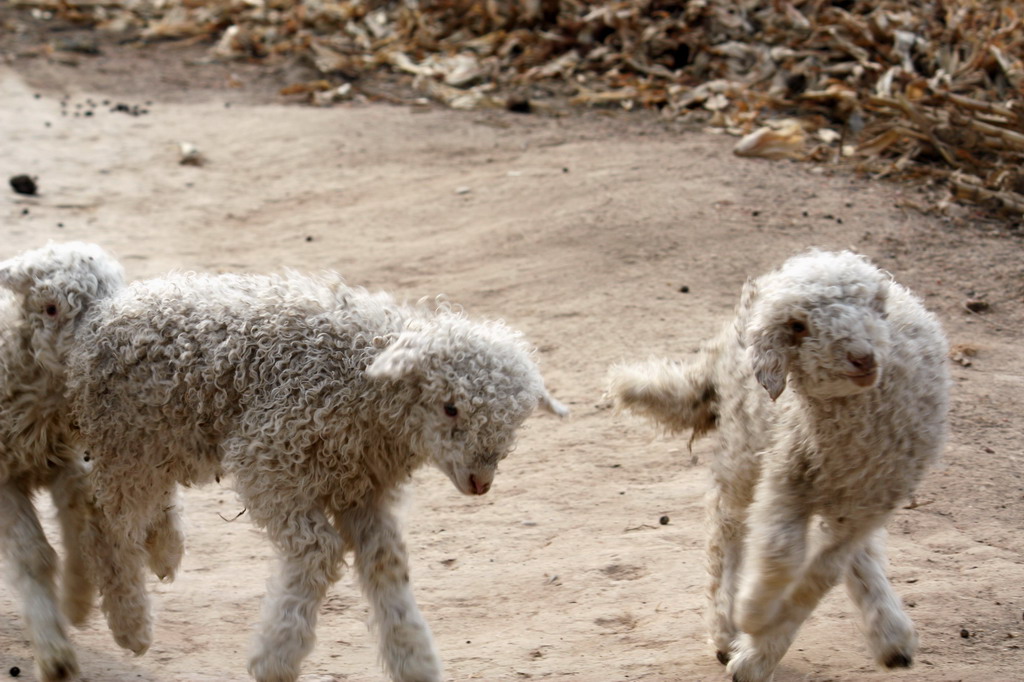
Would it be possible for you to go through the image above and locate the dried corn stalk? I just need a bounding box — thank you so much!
[9,0,1024,217]
[734,120,807,160]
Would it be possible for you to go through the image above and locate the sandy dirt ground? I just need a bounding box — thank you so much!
[1,45,1022,682]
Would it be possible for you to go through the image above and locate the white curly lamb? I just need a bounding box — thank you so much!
[609,250,949,682]
[65,270,567,682]
[0,242,124,682]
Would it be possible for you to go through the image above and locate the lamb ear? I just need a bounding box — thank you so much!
[749,328,789,401]
[538,386,569,418]
[366,333,427,381]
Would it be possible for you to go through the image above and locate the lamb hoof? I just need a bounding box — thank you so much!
[146,528,185,582]
[39,657,78,682]
[147,547,183,583]
[113,630,151,656]
[883,652,913,668]
[726,645,774,682]
[36,638,80,682]
[716,649,730,665]
[248,653,299,682]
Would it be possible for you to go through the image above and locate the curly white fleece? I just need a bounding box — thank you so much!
[609,250,949,682]
[67,270,566,682]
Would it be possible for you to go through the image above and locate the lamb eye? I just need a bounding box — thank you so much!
[443,403,458,418]
[790,321,805,333]
[45,304,58,317]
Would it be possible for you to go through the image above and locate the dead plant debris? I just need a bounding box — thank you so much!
[6,1,1024,219]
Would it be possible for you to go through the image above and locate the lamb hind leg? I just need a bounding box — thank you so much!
[0,481,78,682]
[705,486,746,664]
[338,499,442,682]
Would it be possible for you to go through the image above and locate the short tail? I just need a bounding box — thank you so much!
[607,357,718,441]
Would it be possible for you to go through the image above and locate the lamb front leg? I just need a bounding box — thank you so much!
[248,507,344,682]
[144,487,185,582]
[339,500,442,682]
[86,451,181,655]
[0,481,79,681]
[734,474,811,637]
[88,508,154,656]
[49,463,96,627]
[729,525,870,682]
[726,470,814,682]
[845,530,917,669]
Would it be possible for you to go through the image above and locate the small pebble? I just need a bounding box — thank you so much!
[679,285,690,293]
[960,628,970,639]
[9,666,19,677]
[305,236,314,242]
[659,515,670,525]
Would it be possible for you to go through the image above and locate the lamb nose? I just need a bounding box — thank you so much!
[848,352,876,372]
[469,475,490,495]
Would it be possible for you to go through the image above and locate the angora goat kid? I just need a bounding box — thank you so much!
[0,242,124,681]
[609,250,949,682]
[66,270,568,682]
